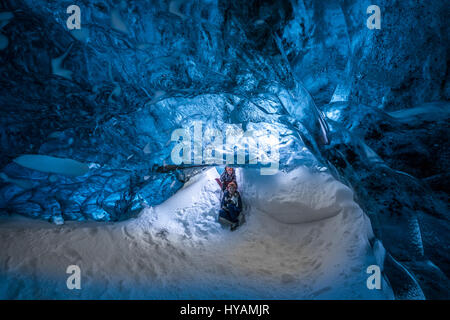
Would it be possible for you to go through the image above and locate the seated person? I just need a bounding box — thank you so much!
[218,182,242,226]
[216,166,237,192]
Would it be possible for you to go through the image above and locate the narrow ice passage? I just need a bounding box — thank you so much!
[0,167,394,299]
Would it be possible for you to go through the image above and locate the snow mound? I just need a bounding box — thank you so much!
[242,167,355,224]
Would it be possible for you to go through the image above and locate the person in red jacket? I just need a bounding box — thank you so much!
[215,166,237,192]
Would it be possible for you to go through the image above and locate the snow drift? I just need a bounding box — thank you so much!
[241,167,355,224]
[0,167,393,299]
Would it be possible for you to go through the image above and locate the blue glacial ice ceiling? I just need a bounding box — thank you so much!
[0,0,448,299]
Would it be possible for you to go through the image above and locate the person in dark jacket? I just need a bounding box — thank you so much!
[218,182,242,229]
[218,166,237,192]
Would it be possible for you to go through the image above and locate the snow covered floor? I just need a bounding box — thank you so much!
[0,167,394,299]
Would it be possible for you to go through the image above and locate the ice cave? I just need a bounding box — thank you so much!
[0,0,448,300]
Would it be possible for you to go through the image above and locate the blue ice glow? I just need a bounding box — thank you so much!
[170,121,281,175]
